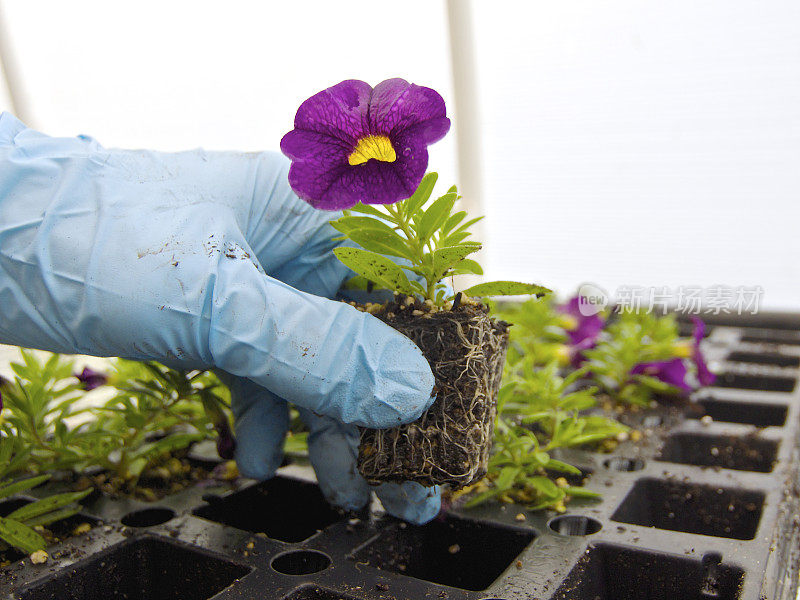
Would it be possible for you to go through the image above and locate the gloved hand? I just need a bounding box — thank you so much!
[0,113,441,523]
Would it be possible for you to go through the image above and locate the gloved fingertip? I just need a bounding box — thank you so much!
[358,328,436,428]
[299,409,371,511]
[375,482,442,525]
[235,444,283,480]
[228,380,289,481]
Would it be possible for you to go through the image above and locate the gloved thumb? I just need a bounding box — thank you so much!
[208,251,435,429]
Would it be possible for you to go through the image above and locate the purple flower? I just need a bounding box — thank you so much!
[214,419,237,460]
[691,316,716,386]
[631,358,692,392]
[281,78,450,210]
[558,296,605,365]
[75,367,108,391]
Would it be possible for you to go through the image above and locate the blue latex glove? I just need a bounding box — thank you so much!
[0,113,441,523]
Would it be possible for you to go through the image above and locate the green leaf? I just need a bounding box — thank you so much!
[346,203,389,219]
[463,487,505,508]
[440,230,473,246]
[0,475,51,500]
[533,451,550,466]
[462,281,552,298]
[449,258,483,276]
[333,247,417,296]
[430,243,481,280]
[24,507,80,529]
[544,459,582,475]
[564,486,602,499]
[0,516,47,554]
[347,228,416,261]
[330,216,390,236]
[440,210,467,236]
[454,215,483,232]
[495,466,521,490]
[525,476,561,498]
[284,432,309,457]
[404,172,438,217]
[341,275,372,291]
[417,191,457,242]
[127,457,149,478]
[7,490,91,522]
[130,433,204,462]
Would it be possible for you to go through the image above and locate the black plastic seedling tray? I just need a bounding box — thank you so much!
[2,313,800,600]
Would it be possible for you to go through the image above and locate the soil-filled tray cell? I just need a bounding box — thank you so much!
[550,543,744,600]
[688,398,788,428]
[193,477,344,543]
[726,350,800,368]
[351,514,535,591]
[0,497,100,566]
[740,330,800,346]
[712,373,796,393]
[282,586,361,600]
[611,478,764,540]
[17,536,250,600]
[657,432,778,473]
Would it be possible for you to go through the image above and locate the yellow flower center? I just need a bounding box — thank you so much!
[673,341,693,358]
[348,135,396,166]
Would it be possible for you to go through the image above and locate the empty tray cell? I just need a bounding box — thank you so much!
[18,536,250,600]
[193,476,344,543]
[689,398,787,427]
[658,432,778,473]
[351,514,535,591]
[712,372,796,393]
[282,586,360,600]
[740,330,800,346]
[550,543,744,600]
[726,350,800,368]
[611,478,763,540]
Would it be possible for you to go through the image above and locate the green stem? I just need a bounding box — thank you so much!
[384,203,434,299]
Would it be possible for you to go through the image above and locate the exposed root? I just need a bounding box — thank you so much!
[357,296,509,489]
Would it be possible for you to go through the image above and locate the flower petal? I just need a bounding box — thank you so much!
[631,358,691,392]
[280,129,351,162]
[369,78,450,143]
[282,130,354,209]
[689,316,716,386]
[387,129,431,197]
[690,316,706,347]
[75,367,108,391]
[694,352,716,387]
[294,79,372,143]
[558,296,605,348]
[287,160,353,210]
[320,161,410,208]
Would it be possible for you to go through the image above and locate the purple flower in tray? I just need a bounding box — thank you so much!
[629,317,715,392]
[558,296,605,365]
[281,78,450,210]
[630,357,692,392]
[214,418,237,460]
[690,316,716,386]
[75,367,108,391]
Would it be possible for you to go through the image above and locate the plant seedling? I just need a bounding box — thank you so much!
[281,79,550,488]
